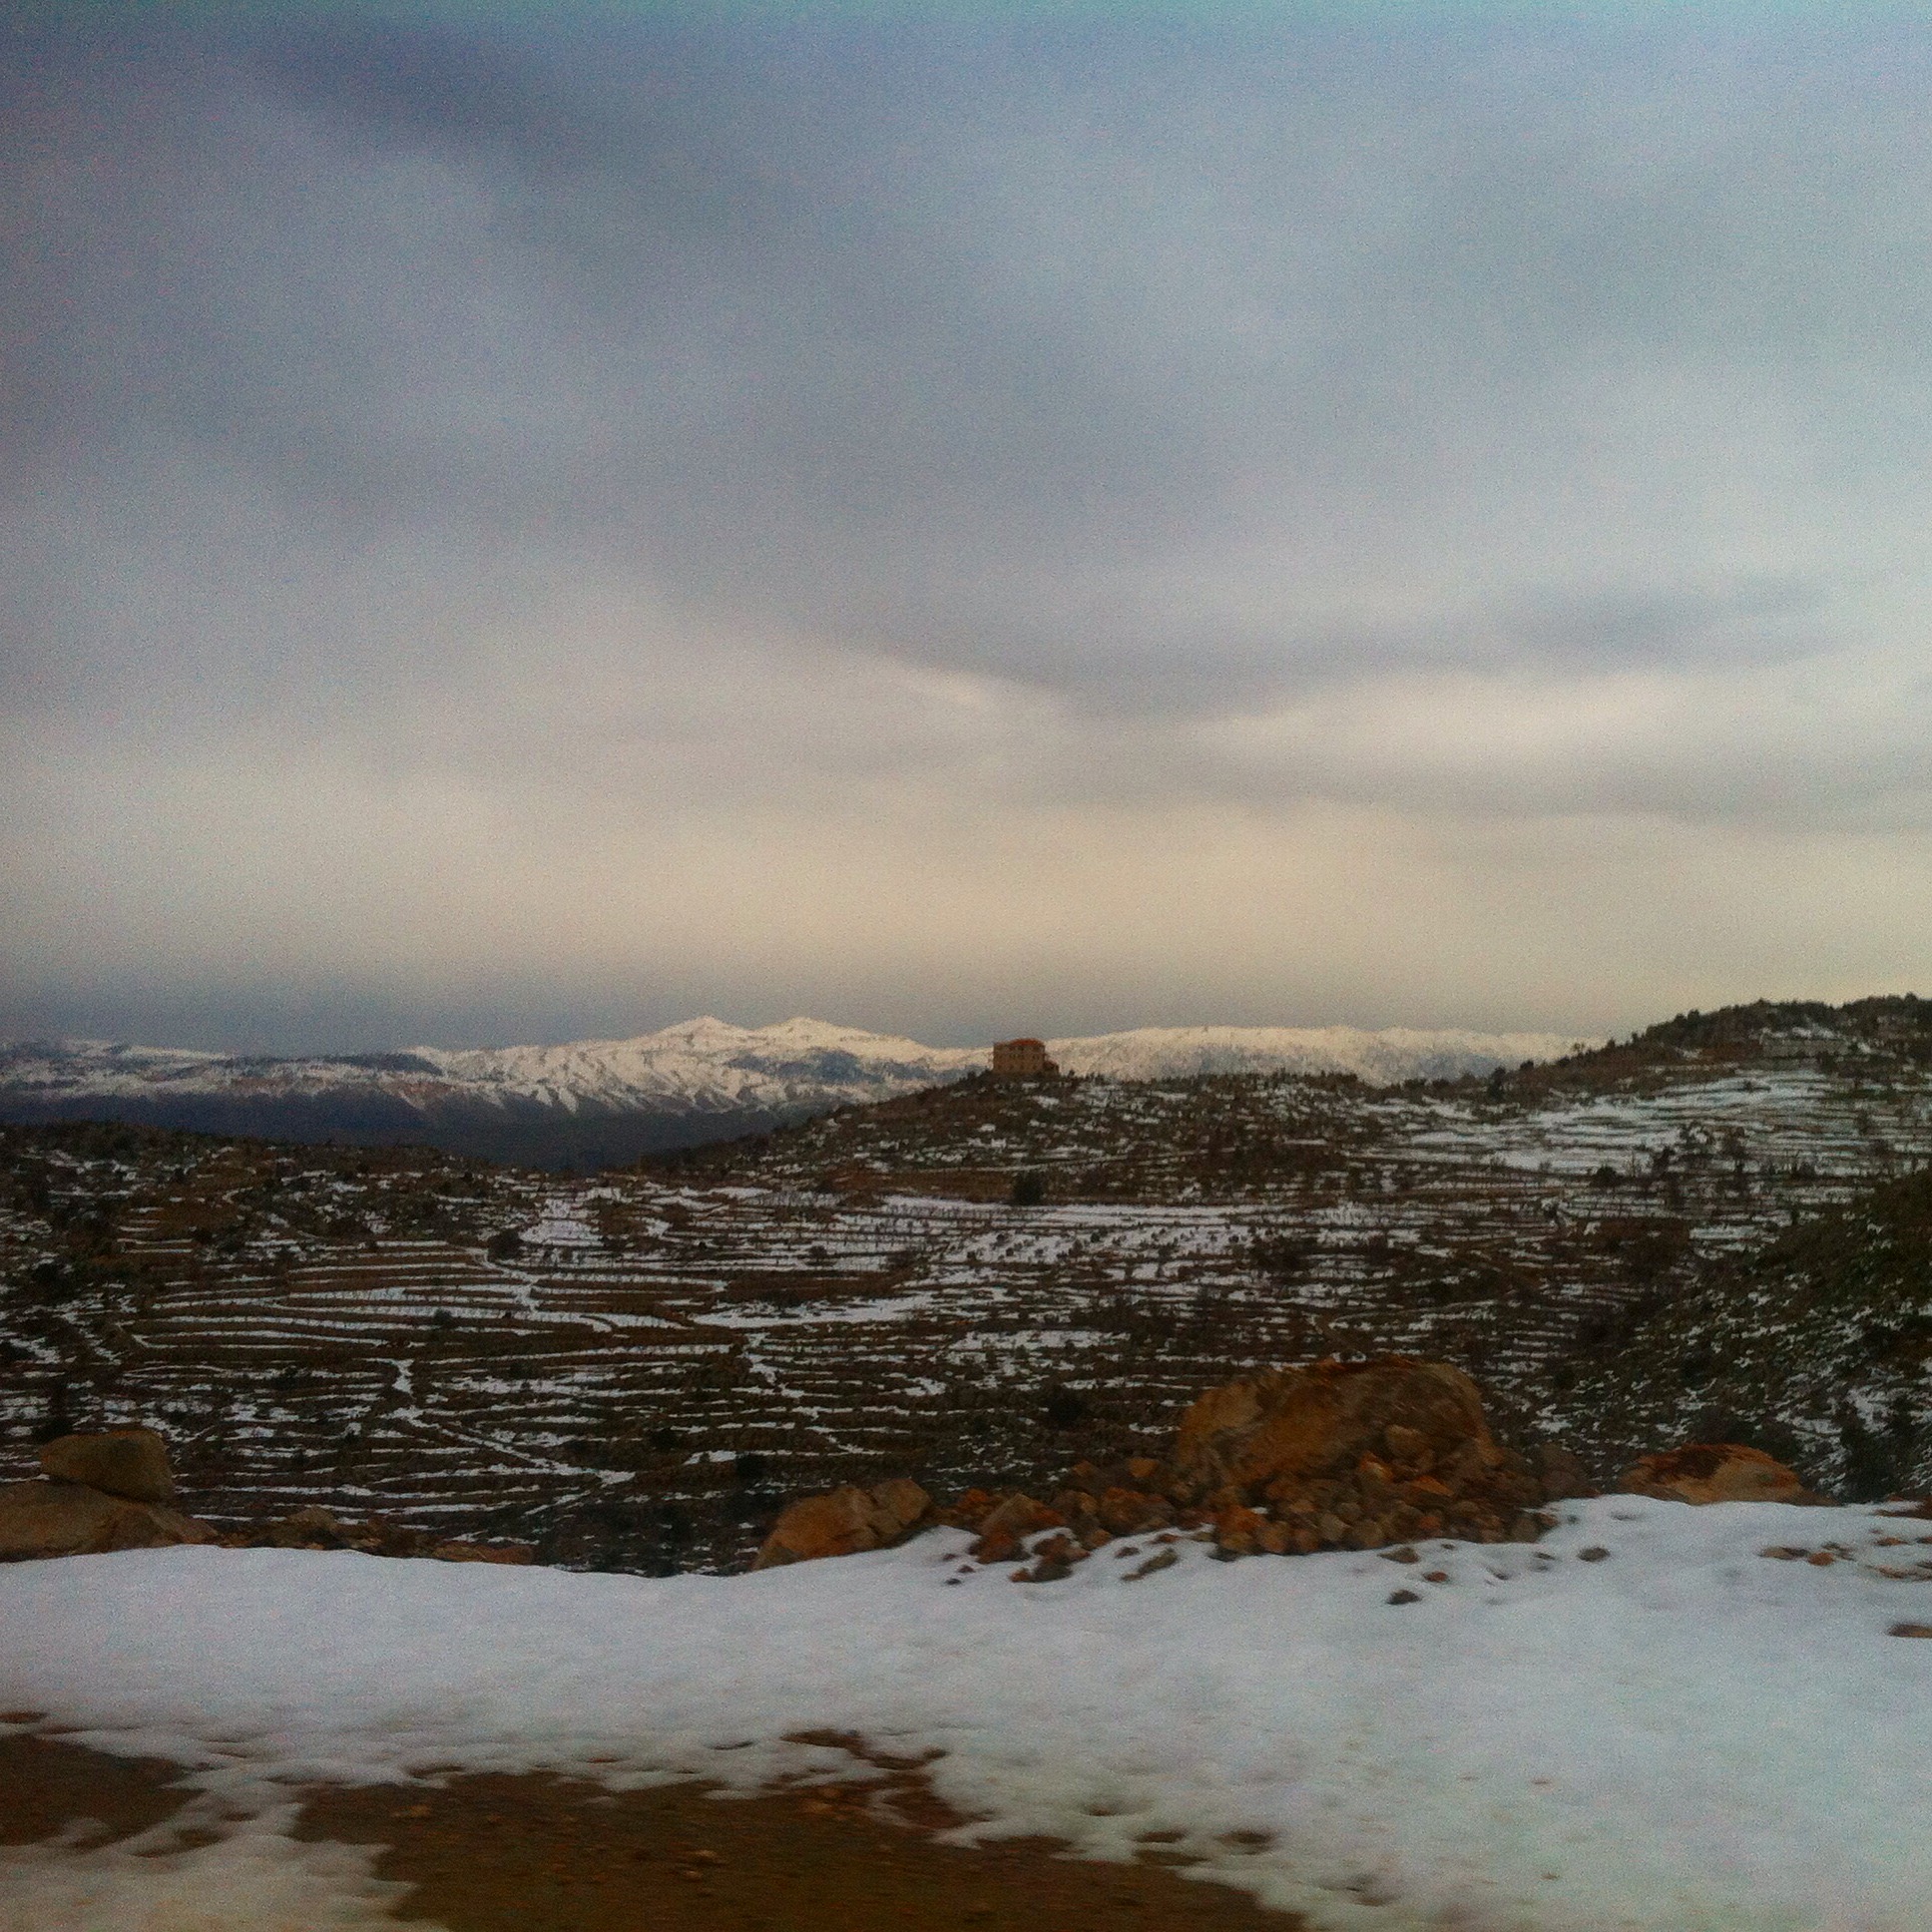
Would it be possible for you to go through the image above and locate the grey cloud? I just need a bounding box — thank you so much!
[7,6,1932,1047]
[14,7,1931,707]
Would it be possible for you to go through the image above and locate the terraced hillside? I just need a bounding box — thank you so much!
[4,998,1931,1571]
[1561,1164,1932,1495]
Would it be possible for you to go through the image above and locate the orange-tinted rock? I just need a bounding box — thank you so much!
[38,1428,176,1505]
[1211,1503,1270,1556]
[937,1487,1001,1531]
[1097,1487,1171,1536]
[869,1477,933,1535]
[751,1478,933,1569]
[0,1479,217,1561]
[1175,1357,1499,1493]
[429,1539,536,1565]
[970,1493,1064,1563]
[1622,1444,1806,1505]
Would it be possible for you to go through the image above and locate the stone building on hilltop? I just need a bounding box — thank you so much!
[991,1037,1059,1077]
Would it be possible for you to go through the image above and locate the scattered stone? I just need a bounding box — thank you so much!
[751,1479,933,1569]
[1380,1545,1420,1564]
[1577,1546,1611,1562]
[428,1539,536,1565]
[1013,1530,1080,1584]
[37,1428,176,1505]
[1387,1588,1422,1605]
[1210,1502,1271,1557]
[969,1493,1065,1564]
[1621,1444,1807,1506]
[1890,1623,1932,1639]
[1097,1487,1172,1536]
[1123,1547,1179,1582]
[263,1505,356,1550]
[0,1479,217,1562]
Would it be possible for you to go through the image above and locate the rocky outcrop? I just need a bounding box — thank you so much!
[758,1357,1571,1573]
[1622,1443,1808,1505]
[0,1426,538,1567]
[2,1425,215,1560]
[1154,1355,1556,1555]
[38,1427,177,1504]
[234,1506,535,1563]
[0,1479,217,1561]
[751,1478,933,1569]
[1176,1357,1498,1489]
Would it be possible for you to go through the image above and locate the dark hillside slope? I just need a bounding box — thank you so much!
[1559,1167,1932,1496]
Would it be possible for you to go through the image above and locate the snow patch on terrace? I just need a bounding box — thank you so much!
[1050,1024,1585,1084]
[3,1498,1929,1931]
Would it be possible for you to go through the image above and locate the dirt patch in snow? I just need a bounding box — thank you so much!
[0,1733,1301,1931]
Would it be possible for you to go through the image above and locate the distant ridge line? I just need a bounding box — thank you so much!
[0,1017,1595,1168]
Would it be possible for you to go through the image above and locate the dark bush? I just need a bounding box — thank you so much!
[1042,1386,1089,1428]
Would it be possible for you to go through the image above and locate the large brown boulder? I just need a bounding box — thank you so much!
[751,1477,932,1570]
[1159,1356,1549,1554]
[1175,1356,1502,1491]
[38,1427,176,1504]
[0,1479,218,1561]
[1622,1444,1807,1505]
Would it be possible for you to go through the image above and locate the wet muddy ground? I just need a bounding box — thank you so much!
[0,1732,1299,1931]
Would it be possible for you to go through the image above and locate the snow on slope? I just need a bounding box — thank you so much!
[1049,1024,1584,1084]
[0,1020,979,1120]
[0,1018,1589,1123]
[3,1497,1929,1931]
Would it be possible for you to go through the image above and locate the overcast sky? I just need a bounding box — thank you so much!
[5,3,1931,1050]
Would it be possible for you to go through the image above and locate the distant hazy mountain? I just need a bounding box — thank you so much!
[0,1017,1588,1168]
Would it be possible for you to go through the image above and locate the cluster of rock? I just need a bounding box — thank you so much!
[0,1428,219,1561]
[2,1360,1826,1577]
[754,1355,1817,1577]
[229,1503,534,1564]
[0,1429,533,1565]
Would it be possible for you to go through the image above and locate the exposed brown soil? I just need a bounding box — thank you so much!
[0,1731,1299,1931]
[0,1731,197,1846]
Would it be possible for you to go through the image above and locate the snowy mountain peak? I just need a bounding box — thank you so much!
[0,1017,1595,1165]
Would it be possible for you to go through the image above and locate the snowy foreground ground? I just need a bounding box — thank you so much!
[3,1498,1930,1932]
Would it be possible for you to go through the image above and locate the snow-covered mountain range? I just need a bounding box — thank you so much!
[0,1017,1589,1167]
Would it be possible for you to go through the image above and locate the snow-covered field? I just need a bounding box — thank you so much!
[4,1497,1931,1931]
